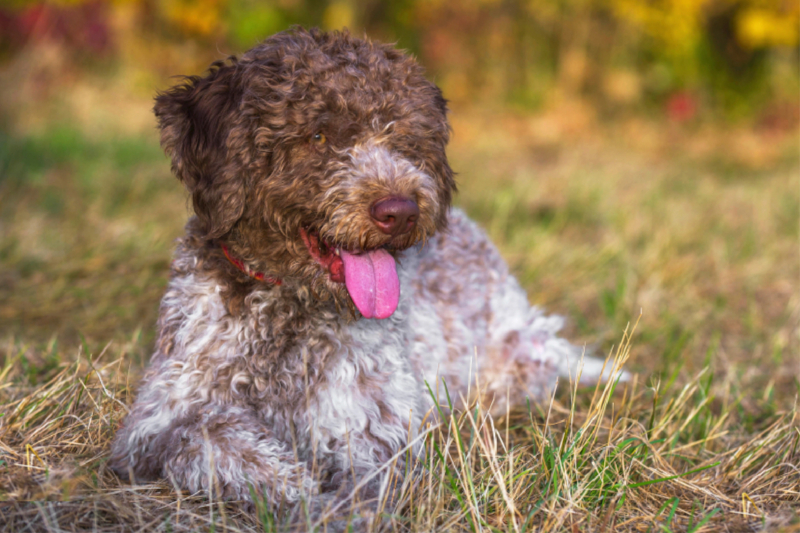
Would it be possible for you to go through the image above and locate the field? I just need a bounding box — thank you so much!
[0,99,798,531]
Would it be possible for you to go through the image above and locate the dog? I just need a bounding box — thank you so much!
[110,27,625,529]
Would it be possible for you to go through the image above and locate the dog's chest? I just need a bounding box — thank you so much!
[305,312,425,460]
[164,259,427,463]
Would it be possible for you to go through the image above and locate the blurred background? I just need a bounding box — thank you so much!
[1,0,798,128]
[0,0,797,401]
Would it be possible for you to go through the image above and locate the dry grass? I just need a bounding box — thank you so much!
[0,325,797,531]
[0,91,798,531]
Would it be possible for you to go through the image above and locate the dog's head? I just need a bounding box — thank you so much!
[155,27,454,319]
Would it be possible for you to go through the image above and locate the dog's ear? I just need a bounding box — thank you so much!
[432,85,449,119]
[427,85,456,224]
[155,59,245,239]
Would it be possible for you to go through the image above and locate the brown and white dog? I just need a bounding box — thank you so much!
[110,27,625,529]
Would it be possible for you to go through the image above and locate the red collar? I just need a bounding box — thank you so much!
[220,244,282,285]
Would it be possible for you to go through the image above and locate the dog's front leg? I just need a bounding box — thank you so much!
[110,381,314,506]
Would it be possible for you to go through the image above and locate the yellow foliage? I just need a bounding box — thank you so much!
[161,0,225,37]
[323,0,355,31]
[736,7,799,48]
[611,0,710,58]
[611,0,799,53]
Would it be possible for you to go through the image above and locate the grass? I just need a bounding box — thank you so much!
[0,102,798,531]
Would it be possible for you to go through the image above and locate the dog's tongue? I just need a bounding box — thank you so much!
[340,249,399,319]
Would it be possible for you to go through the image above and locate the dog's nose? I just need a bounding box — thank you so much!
[370,197,419,236]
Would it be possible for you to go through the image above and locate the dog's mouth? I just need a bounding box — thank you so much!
[300,228,400,320]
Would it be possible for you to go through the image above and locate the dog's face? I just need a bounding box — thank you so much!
[155,28,454,318]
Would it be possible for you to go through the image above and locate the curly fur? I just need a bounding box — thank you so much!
[110,27,625,530]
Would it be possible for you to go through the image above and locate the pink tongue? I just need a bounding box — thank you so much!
[340,249,399,319]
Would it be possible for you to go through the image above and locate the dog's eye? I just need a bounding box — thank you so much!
[311,133,327,145]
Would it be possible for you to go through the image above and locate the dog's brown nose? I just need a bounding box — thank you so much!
[370,197,419,236]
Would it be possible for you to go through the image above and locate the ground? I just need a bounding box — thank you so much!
[0,98,798,531]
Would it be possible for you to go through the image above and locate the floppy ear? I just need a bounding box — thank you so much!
[155,59,245,239]
[428,85,456,226]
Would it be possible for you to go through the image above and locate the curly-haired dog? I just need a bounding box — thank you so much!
[110,27,625,528]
